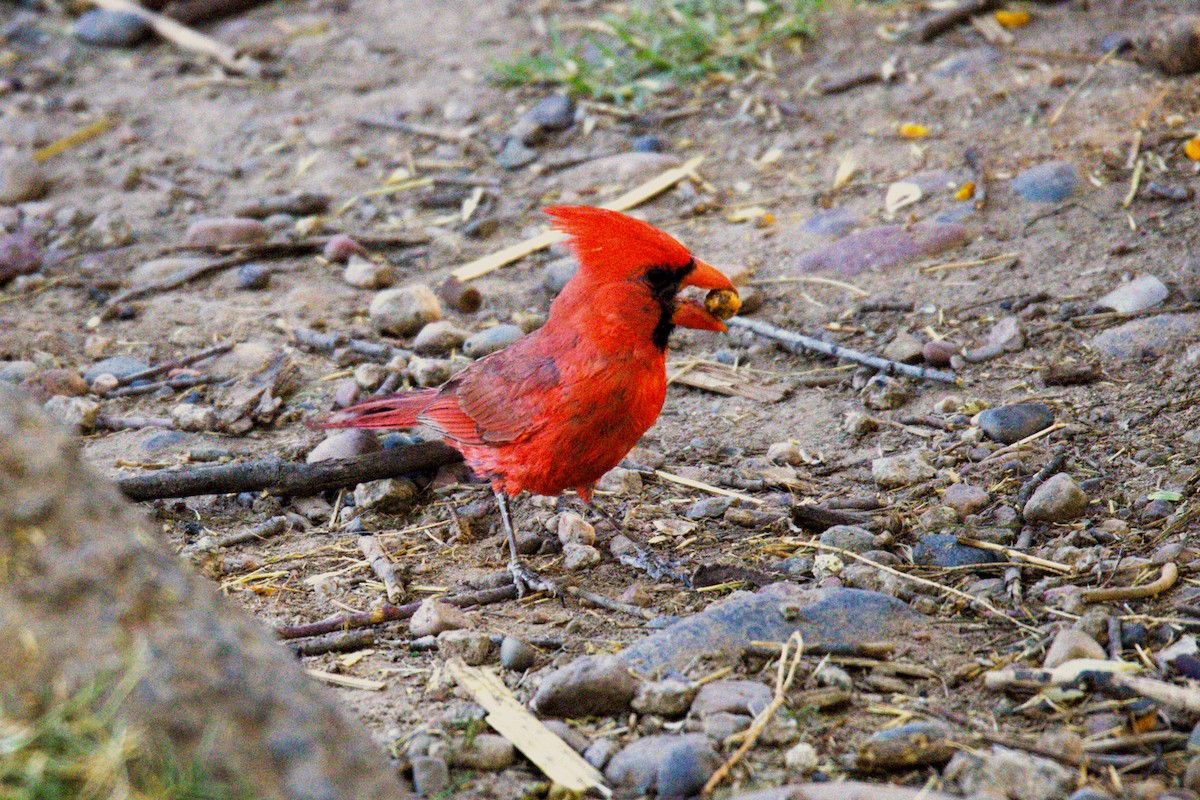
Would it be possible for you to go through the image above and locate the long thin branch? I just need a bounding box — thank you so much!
[116,441,463,501]
[728,317,958,384]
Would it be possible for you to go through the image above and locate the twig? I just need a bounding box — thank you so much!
[703,632,804,793]
[359,534,404,603]
[104,375,215,398]
[290,629,375,657]
[1122,156,1145,208]
[275,583,518,640]
[216,515,290,548]
[918,252,1019,274]
[791,503,879,532]
[450,156,704,282]
[291,326,408,362]
[1004,526,1034,602]
[89,0,265,77]
[1068,303,1200,329]
[96,414,176,431]
[728,317,957,383]
[566,586,655,620]
[305,669,385,691]
[908,0,1001,42]
[105,253,254,309]
[1015,448,1068,510]
[1047,49,1118,127]
[981,423,1067,463]
[1082,563,1178,604]
[116,441,463,501]
[652,470,763,505]
[115,342,234,387]
[955,536,1074,574]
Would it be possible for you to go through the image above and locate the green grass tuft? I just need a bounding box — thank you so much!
[494,0,825,106]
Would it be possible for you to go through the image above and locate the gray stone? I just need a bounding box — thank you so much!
[702,710,752,740]
[913,534,1002,568]
[686,496,733,519]
[1012,161,1078,203]
[436,629,492,665]
[603,734,715,797]
[0,232,42,283]
[236,263,271,290]
[83,356,148,383]
[943,483,989,517]
[1091,313,1200,362]
[872,451,936,488]
[525,94,575,131]
[799,206,860,237]
[631,679,697,717]
[342,256,395,290]
[307,430,381,463]
[1023,473,1088,523]
[182,217,268,248]
[353,477,418,513]
[562,542,601,571]
[412,321,469,355]
[411,755,449,798]
[785,742,819,774]
[409,598,473,637]
[531,655,640,718]
[0,360,36,384]
[73,9,151,46]
[944,745,1072,800]
[44,395,100,434]
[819,525,876,553]
[882,332,923,363]
[1098,275,1169,314]
[557,512,596,546]
[499,636,536,671]
[692,680,771,717]
[496,137,538,170]
[656,736,719,798]
[584,738,620,770]
[620,584,924,673]
[462,324,523,358]
[406,356,454,387]
[1043,627,1106,669]
[977,403,1054,445]
[595,466,642,494]
[448,733,515,771]
[0,151,48,205]
[369,284,442,336]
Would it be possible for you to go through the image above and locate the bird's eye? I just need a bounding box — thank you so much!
[643,265,682,296]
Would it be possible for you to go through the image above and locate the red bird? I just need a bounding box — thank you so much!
[323,206,737,593]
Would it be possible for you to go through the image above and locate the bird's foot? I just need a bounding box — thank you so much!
[508,559,559,598]
[615,546,692,587]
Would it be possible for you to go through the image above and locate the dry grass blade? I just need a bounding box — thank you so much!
[653,469,764,505]
[703,631,805,793]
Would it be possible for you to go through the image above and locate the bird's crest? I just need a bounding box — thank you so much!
[545,206,694,281]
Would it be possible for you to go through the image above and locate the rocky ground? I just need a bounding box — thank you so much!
[4,0,1200,798]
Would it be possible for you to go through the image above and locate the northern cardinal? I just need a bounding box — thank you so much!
[322,206,738,594]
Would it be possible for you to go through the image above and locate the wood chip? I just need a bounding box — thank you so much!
[306,668,386,691]
[446,657,610,797]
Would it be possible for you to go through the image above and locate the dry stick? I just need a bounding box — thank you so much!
[1015,447,1069,510]
[105,253,255,309]
[359,534,404,603]
[908,0,1001,42]
[981,423,1067,463]
[115,342,234,387]
[791,540,1039,633]
[275,584,518,639]
[89,0,264,76]
[1082,563,1178,604]
[728,317,958,384]
[450,156,704,282]
[105,375,215,398]
[290,629,375,658]
[216,515,290,548]
[96,414,177,431]
[566,586,655,621]
[703,632,805,794]
[116,441,463,501]
[291,326,407,362]
[955,536,1074,574]
[1004,526,1034,602]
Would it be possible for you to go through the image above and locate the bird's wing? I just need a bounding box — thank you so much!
[418,344,561,447]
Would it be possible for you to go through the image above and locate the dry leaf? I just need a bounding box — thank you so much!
[833,151,860,190]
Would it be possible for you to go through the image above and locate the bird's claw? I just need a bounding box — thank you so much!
[508,559,559,598]
[615,546,692,588]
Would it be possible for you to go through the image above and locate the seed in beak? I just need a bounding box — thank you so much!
[704,288,741,320]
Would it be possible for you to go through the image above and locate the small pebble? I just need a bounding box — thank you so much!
[1098,275,1169,314]
[882,332,923,363]
[562,542,601,571]
[585,738,620,770]
[818,525,875,553]
[182,217,268,248]
[437,629,492,665]
[410,755,449,798]
[236,263,271,290]
[596,466,642,494]
[343,255,395,290]
[557,512,596,546]
[1023,473,1088,523]
[1012,161,1078,203]
[691,680,771,717]
[1044,627,1106,669]
[411,321,469,356]
[0,232,42,283]
[525,93,576,131]
[462,324,523,358]
[784,742,819,774]
[369,284,442,336]
[632,679,697,718]
[449,734,515,771]
[923,339,959,366]
[531,655,640,717]
[872,451,937,488]
[406,357,455,387]
[409,598,473,637]
[631,135,665,153]
[44,395,100,434]
[499,636,536,671]
[0,151,48,205]
[542,257,578,294]
[913,534,1001,568]
[977,403,1055,445]
[307,430,381,463]
[332,378,360,408]
[496,137,538,169]
[73,9,151,47]
[943,483,989,517]
[354,477,417,513]
[322,234,368,263]
[170,403,215,432]
[685,496,732,519]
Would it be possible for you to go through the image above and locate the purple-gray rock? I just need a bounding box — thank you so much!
[531,655,640,718]
[603,734,715,797]
[306,430,381,463]
[931,46,1000,78]
[83,356,148,383]
[1012,161,1078,203]
[913,534,1002,568]
[943,483,989,517]
[525,94,576,131]
[818,525,876,554]
[799,206,861,237]
[619,584,924,673]
[1091,313,1200,361]
[691,680,772,717]
[496,137,538,170]
[236,263,271,290]
[632,135,665,153]
[793,223,969,276]
[73,9,151,47]
[655,737,720,799]
[977,403,1054,445]
[542,257,578,295]
[0,232,43,284]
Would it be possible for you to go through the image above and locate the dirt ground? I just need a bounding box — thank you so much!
[5,0,1200,796]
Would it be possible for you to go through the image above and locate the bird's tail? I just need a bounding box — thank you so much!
[315,389,439,430]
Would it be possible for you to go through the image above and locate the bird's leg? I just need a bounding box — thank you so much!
[584,496,692,588]
[495,489,558,598]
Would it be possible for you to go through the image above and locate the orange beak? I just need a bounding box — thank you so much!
[672,258,737,332]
